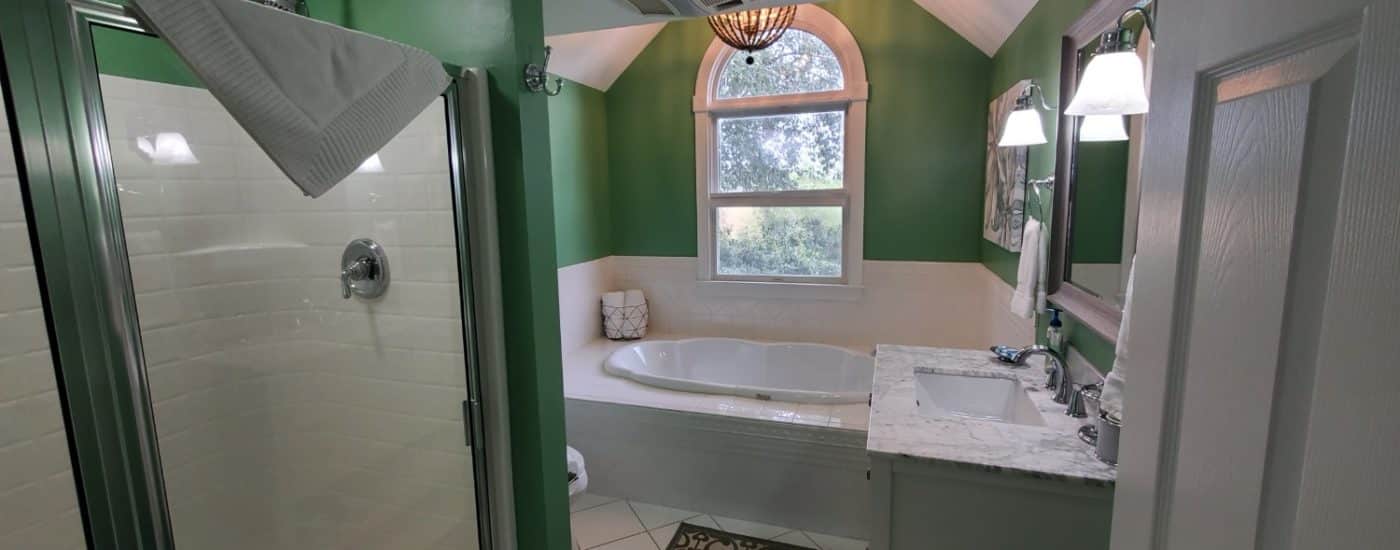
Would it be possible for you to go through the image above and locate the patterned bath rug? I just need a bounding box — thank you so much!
[664,522,814,550]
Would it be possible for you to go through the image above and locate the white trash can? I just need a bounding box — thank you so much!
[566,446,588,502]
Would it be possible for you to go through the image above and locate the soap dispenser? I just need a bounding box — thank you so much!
[1046,308,1064,352]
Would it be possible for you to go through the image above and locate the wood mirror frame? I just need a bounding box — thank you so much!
[1047,0,1140,343]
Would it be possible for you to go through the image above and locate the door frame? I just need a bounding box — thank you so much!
[0,1,174,547]
[0,0,517,547]
[1112,0,1393,547]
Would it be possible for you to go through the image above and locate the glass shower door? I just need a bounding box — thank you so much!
[87,23,483,550]
[0,55,87,550]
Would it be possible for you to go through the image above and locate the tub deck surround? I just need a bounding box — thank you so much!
[564,336,871,432]
[868,345,1117,484]
[605,338,875,405]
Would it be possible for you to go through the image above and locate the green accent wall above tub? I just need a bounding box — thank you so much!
[604,0,992,261]
[550,78,613,267]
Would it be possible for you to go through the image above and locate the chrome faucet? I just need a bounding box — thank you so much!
[990,345,1075,405]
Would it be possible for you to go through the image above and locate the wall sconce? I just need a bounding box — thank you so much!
[998,83,1056,148]
[1079,115,1129,142]
[1065,4,1154,116]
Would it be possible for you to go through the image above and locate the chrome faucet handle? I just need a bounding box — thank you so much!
[1066,384,1090,418]
[340,258,371,299]
[339,239,390,300]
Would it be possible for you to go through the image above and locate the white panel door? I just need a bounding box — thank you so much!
[1114,0,1400,549]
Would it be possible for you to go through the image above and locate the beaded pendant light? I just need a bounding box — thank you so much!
[707,6,798,65]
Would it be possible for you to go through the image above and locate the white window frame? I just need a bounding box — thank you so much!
[693,5,868,296]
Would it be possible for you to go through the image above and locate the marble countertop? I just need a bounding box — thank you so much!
[866,345,1117,485]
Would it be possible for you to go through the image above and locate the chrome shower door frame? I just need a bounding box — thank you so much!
[0,0,517,547]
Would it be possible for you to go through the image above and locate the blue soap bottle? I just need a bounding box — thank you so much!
[1046,308,1064,352]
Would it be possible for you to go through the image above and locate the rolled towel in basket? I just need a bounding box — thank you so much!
[602,289,648,340]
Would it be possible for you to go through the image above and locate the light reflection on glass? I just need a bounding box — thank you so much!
[135,132,199,165]
[356,153,385,174]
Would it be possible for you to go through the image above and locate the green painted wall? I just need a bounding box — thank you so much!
[97,1,571,546]
[549,79,613,267]
[984,0,1114,372]
[1071,140,1128,263]
[982,0,1096,283]
[605,0,992,260]
[92,26,199,87]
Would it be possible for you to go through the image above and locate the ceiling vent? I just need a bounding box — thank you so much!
[623,0,749,17]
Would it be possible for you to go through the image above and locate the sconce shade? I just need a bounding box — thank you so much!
[1079,114,1129,142]
[1065,51,1149,116]
[708,7,797,63]
[999,108,1048,147]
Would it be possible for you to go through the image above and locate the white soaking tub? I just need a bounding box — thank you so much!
[604,338,874,404]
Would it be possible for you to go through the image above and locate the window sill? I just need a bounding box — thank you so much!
[696,280,865,301]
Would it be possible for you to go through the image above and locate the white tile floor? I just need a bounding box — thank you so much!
[570,494,867,550]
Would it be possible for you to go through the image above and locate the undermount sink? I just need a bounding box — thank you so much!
[915,371,1045,426]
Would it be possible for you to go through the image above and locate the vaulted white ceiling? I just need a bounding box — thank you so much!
[544,0,811,36]
[543,0,1041,91]
[912,0,1039,56]
[545,23,667,91]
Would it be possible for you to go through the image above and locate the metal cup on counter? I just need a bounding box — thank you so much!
[1075,384,1120,465]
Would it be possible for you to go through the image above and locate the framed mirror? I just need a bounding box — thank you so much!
[1048,0,1153,342]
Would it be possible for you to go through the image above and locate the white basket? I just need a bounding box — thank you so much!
[602,300,648,340]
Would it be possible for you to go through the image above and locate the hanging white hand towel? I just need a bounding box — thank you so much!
[1009,218,1046,319]
[128,0,450,197]
[1100,258,1135,422]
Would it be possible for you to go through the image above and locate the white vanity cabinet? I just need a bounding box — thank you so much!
[868,454,1113,549]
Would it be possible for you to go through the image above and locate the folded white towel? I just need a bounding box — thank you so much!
[1010,218,1046,319]
[1100,258,1134,422]
[128,0,450,197]
[602,291,625,308]
[623,289,646,307]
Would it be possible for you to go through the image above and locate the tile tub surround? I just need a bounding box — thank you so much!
[564,339,872,538]
[604,338,874,405]
[867,345,1117,484]
[0,88,86,547]
[557,257,1035,358]
[565,337,870,431]
[102,75,477,549]
[559,256,617,354]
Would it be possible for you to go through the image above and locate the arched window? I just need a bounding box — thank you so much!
[694,5,867,292]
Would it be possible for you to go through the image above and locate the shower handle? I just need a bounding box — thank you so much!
[340,238,390,300]
[341,258,374,299]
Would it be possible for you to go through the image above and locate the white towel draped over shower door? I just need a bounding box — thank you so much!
[127,0,451,197]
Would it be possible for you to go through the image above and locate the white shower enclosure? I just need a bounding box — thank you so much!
[32,2,513,548]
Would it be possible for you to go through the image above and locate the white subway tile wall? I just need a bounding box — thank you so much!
[0,89,86,549]
[100,75,477,550]
[558,256,1034,355]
